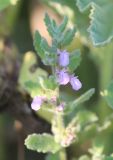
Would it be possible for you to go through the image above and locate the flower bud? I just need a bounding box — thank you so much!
[58,50,69,67]
[57,69,70,85]
[70,75,82,91]
[31,96,43,111]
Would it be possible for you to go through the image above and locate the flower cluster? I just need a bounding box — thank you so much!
[31,50,82,111]
[57,50,82,91]
[31,95,65,112]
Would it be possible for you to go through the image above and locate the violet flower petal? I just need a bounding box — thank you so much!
[58,50,69,67]
[31,96,43,111]
[57,69,70,85]
[70,76,82,91]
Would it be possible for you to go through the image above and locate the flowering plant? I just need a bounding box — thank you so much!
[19,13,97,159]
[1,0,113,160]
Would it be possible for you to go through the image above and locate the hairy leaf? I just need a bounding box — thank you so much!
[34,31,45,58]
[44,13,56,38]
[65,89,95,114]
[25,133,61,153]
[58,16,68,33]
[76,0,96,12]
[88,2,113,46]
[76,0,113,46]
[19,52,47,87]
[70,88,95,111]
[34,31,50,65]
[75,110,98,129]
[19,52,58,99]
[34,30,57,65]
[61,27,76,46]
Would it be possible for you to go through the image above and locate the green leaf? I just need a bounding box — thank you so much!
[44,13,56,38]
[75,6,90,37]
[68,49,81,72]
[34,31,45,58]
[24,81,44,97]
[19,52,48,87]
[34,30,58,65]
[103,81,113,109]
[44,76,57,90]
[25,133,61,153]
[58,16,68,33]
[75,110,98,129]
[44,13,76,47]
[76,0,103,12]
[65,89,95,116]
[76,0,113,46]
[37,103,54,123]
[76,0,95,12]
[24,79,58,99]
[34,31,50,65]
[40,38,50,52]
[19,52,58,100]
[89,139,104,155]
[61,27,76,46]
[68,88,95,113]
[88,1,113,46]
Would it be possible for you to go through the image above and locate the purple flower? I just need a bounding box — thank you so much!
[70,75,82,91]
[57,69,70,85]
[58,50,69,67]
[31,96,43,111]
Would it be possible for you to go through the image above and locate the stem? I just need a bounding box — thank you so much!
[59,148,67,160]
[56,113,65,135]
[53,113,67,160]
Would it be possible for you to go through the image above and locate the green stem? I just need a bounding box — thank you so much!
[56,113,65,136]
[59,148,67,160]
[54,113,67,160]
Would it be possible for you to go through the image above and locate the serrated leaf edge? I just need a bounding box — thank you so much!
[25,133,60,154]
[76,0,92,12]
[88,3,113,46]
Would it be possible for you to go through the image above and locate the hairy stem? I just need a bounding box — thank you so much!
[59,148,67,160]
